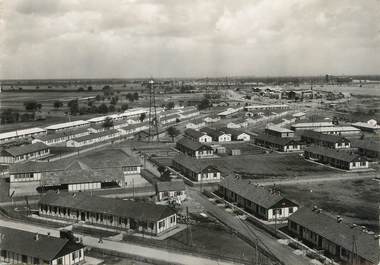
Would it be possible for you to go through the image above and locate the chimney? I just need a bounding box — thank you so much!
[34,233,39,241]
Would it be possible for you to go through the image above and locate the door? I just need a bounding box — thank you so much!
[81,212,86,221]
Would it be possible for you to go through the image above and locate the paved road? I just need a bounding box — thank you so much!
[0,218,236,265]
[189,189,312,265]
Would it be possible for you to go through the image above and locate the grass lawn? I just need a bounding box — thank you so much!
[208,153,338,178]
[278,178,380,232]
[124,222,255,263]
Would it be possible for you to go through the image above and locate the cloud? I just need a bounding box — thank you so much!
[0,0,379,79]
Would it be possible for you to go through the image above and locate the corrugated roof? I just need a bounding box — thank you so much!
[39,191,175,222]
[291,122,334,128]
[288,208,379,264]
[0,226,83,261]
[200,127,227,139]
[266,125,294,133]
[219,176,297,209]
[219,127,246,138]
[35,128,89,142]
[3,142,49,157]
[305,146,365,162]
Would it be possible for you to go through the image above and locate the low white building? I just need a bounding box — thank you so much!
[0,226,85,265]
[200,127,231,142]
[219,127,251,141]
[184,129,212,143]
[45,120,90,133]
[185,118,206,130]
[0,142,50,164]
[66,129,120,147]
[0,127,46,144]
[156,180,186,202]
[219,176,298,221]
[32,128,90,146]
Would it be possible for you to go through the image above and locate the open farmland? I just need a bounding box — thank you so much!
[278,178,380,233]
[207,153,339,179]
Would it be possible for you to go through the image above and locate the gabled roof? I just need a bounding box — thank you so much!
[9,148,141,174]
[300,130,349,144]
[187,118,205,125]
[176,137,212,151]
[3,142,49,157]
[156,180,186,192]
[45,120,89,130]
[291,122,334,129]
[219,176,297,209]
[39,191,175,222]
[255,133,300,146]
[305,146,366,163]
[173,155,220,173]
[184,128,209,139]
[0,127,46,141]
[265,125,294,133]
[200,127,228,139]
[288,208,379,264]
[0,226,83,261]
[219,127,247,138]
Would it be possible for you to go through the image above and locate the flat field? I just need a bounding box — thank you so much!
[208,153,338,178]
[278,178,380,232]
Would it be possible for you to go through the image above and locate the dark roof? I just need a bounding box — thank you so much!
[187,118,205,124]
[39,191,175,222]
[173,155,219,173]
[9,148,141,174]
[41,160,123,186]
[160,114,181,121]
[70,129,119,142]
[300,130,349,144]
[288,208,379,264]
[200,127,226,139]
[305,146,366,163]
[255,133,300,146]
[184,128,208,139]
[3,142,49,157]
[220,176,297,209]
[157,180,186,192]
[176,137,212,151]
[0,226,83,261]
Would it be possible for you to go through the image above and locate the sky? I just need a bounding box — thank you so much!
[0,0,379,79]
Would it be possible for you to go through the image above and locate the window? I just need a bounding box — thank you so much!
[22,255,27,263]
[170,216,176,223]
[79,250,82,258]
[72,251,78,260]
[159,220,165,228]
[289,207,294,214]
[33,257,39,264]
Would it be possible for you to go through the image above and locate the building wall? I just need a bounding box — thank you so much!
[10,172,42,182]
[52,249,85,265]
[68,182,101,192]
[199,135,212,143]
[237,134,250,141]
[158,190,186,201]
[218,134,231,142]
[39,205,175,236]
[156,214,177,234]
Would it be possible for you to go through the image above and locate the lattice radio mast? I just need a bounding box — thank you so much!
[148,79,159,142]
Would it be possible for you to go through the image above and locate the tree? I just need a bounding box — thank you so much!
[139,113,146,122]
[24,101,42,111]
[121,103,129,111]
[108,105,115,112]
[95,94,102,101]
[53,100,63,109]
[166,102,175,110]
[167,126,180,142]
[87,86,93,91]
[98,103,108,114]
[110,96,119,105]
[133,92,139,101]
[197,98,211,110]
[78,87,85,92]
[102,85,114,97]
[67,99,79,115]
[126,93,134,102]
[102,117,114,129]
[1,108,19,124]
